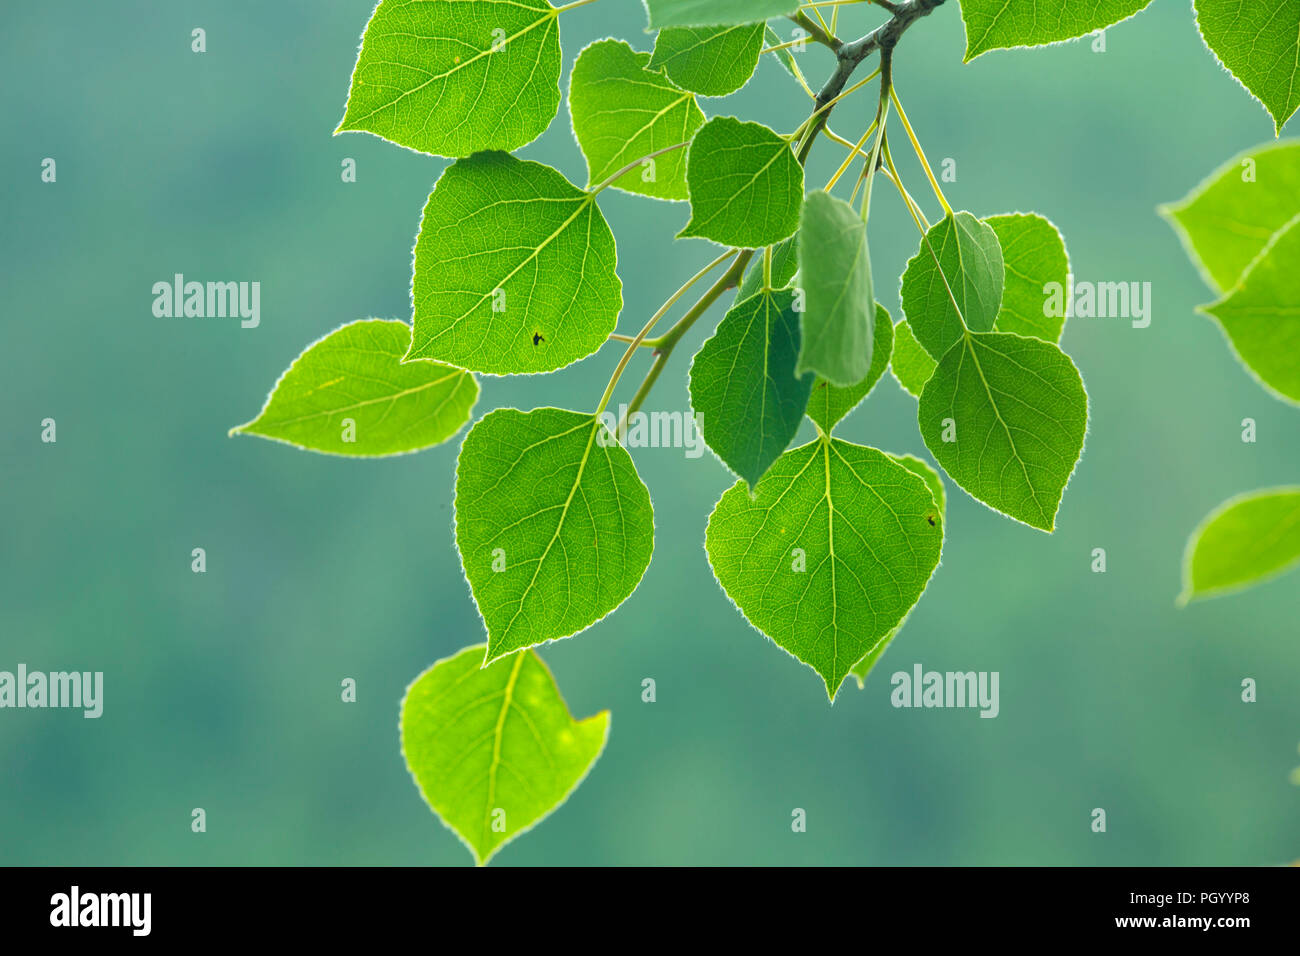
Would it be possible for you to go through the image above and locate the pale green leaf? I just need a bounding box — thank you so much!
[569,39,704,201]
[849,454,944,688]
[986,213,1070,342]
[689,288,813,487]
[796,189,876,386]
[231,319,477,456]
[1160,140,1300,293]
[454,407,654,661]
[679,117,804,248]
[337,0,561,158]
[401,644,609,866]
[1194,0,1300,134]
[900,211,1004,359]
[764,25,803,83]
[806,304,893,434]
[737,236,798,302]
[409,152,622,375]
[705,438,944,699]
[645,0,798,29]
[1201,214,1300,405]
[919,332,1087,531]
[889,317,937,398]
[961,0,1154,61]
[649,23,764,97]
[1180,487,1300,603]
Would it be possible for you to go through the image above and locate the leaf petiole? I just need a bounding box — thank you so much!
[890,86,953,217]
[589,141,690,196]
[595,249,739,417]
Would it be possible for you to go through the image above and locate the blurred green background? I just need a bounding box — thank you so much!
[2,0,1297,866]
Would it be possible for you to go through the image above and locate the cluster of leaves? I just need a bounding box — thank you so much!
[1162,141,1300,604]
[227,0,1294,864]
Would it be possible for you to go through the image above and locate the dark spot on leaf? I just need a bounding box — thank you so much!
[533,332,544,345]
[926,514,936,526]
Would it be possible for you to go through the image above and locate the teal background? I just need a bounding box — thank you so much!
[2,0,1297,866]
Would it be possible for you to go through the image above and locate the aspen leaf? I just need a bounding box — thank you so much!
[454,408,654,662]
[231,319,477,456]
[402,644,609,866]
[337,0,562,157]
[706,438,944,699]
[408,152,622,375]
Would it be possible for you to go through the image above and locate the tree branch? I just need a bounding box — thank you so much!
[802,0,947,155]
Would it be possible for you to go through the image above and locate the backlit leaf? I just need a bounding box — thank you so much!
[919,332,1087,531]
[1160,140,1300,293]
[337,0,561,157]
[648,23,764,97]
[850,453,945,687]
[889,318,937,398]
[680,117,804,248]
[454,407,654,661]
[960,0,1154,61]
[402,644,609,866]
[1194,0,1300,134]
[569,39,704,201]
[231,319,477,456]
[408,152,622,375]
[900,211,1004,359]
[706,438,944,699]
[1179,486,1300,603]
[986,213,1070,342]
[1201,214,1300,405]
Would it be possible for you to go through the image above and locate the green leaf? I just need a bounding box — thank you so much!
[986,213,1070,343]
[806,304,893,434]
[764,25,803,83]
[648,23,764,97]
[645,0,799,29]
[1201,215,1300,405]
[919,332,1088,531]
[408,152,622,375]
[737,236,798,302]
[337,0,561,158]
[1194,0,1300,134]
[1180,487,1300,603]
[689,288,813,487]
[960,0,1154,61]
[679,117,804,248]
[796,190,876,386]
[454,407,654,661]
[569,39,704,201]
[705,438,944,699]
[1160,141,1300,294]
[401,644,609,866]
[850,453,945,688]
[889,318,937,399]
[900,211,1004,359]
[230,319,477,456]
